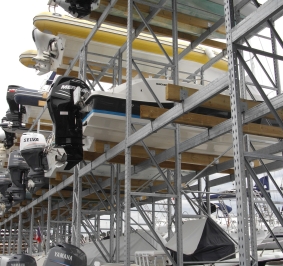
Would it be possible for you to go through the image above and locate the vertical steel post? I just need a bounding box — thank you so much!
[115,164,121,263]
[172,0,183,265]
[12,222,16,254]
[97,215,100,237]
[171,0,179,83]
[38,208,44,252]
[71,167,79,245]
[206,176,211,216]
[72,166,78,245]
[17,211,22,254]
[167,170,173,240]
[0,225,2,254]
[200,69,204,85]
[3,223,6,254]
[62,224,66,243]
[152,198,156,231]
[1,224,4,254]
[118,51,123,85]
[56,203,60,243]
[68,223,72,244]
[113,62,117,87]
[29,206,34,255]
[235,8,246,99]
[72,163,82,247]
[198,179,202,215]
[79,46,87,81]
[46,183,52,253]
[8,222,12,255]
[244,135,258,265]
[124,0,133,264]
[110,164,115,262]
[37,119,41,133]
[76,164,82,248]
[271,21,281,95]
[12,235,16,254]
[224,0,251,264]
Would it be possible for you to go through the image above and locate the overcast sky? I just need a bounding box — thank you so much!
[0,1,68,119]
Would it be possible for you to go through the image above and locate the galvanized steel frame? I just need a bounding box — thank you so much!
[1,1,283,265]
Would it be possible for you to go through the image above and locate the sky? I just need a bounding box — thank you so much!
[0,1,68,119]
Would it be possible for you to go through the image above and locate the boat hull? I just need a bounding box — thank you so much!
[19,12,228,82]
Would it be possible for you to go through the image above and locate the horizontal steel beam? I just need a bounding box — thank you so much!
[4,77,283,226]
[236,44,283,61]
[151,140,283,194]
[244,152,283,161]
[232,0,283,42]
[0,176,74,225]
[207,160,283,188]
[121,93,283,183]
[130,192,176,198]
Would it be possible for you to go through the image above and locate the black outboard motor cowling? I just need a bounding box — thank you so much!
[0,254,37,266]
[6,150,29,201]
[2,130,15,150]
[0,86,25,149]
[54,0,100,18]
[43,243,87,266]
[6,85,25,131]
[0,171,12,212]
[47,76,90,170]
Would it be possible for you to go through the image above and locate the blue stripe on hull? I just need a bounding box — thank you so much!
[83,109,140,123]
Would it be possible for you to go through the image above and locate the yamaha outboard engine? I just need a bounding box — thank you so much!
[47,76,90,170]
[6,150,29,202]
[43,243,87,266]
[0,254,37,266]
[52,0,100,18]
[20,132,49,188]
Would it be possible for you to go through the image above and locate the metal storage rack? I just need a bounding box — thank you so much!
[1,1,283,265]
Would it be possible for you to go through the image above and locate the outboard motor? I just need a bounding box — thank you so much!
[43,243,87,266]
[0,128,12,157]
[0,128,5,143]
[2,86,26,132]
[51,0,100,18]
[20,132,49,188]
[6,150,29,202]
[32,28,65,75]
[0,254,37,266]
[47,76,90,170]
[2,130,15,150]
[0,171,12,215]
[0,86,25,149]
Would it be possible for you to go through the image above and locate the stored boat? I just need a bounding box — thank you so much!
[81,77,277,158]
[257,227,283,251]
[3,76,280,178]
[20,11,228,82]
